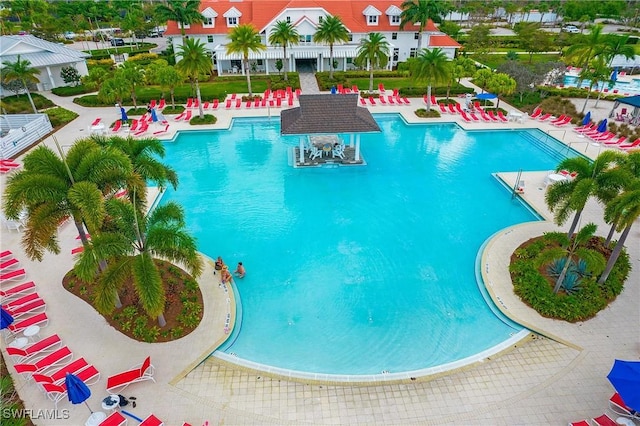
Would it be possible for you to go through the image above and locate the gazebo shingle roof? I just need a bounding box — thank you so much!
[281,94,381,135]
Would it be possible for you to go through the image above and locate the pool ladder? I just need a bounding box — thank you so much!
[512,169,523,199]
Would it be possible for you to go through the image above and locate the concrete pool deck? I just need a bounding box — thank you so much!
[0,90,638,425]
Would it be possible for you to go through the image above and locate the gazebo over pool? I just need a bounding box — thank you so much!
[280,94,381,167]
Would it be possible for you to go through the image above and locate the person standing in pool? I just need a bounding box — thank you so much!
[214,256,224,275]
[234,262,245,278]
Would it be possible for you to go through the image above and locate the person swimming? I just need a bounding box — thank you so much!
[234,262,245,279]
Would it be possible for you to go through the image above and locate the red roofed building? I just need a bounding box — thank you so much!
[164,0,460,76]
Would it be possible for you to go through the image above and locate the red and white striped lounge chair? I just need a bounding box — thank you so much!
[497,111,509,122]
[448,104,457,114]
[157,99,166,110]
[530,107,542,119]
[604,136,627,146]
[5,298,45,318]
[0,269,26,283]
[568,420,590,426]
[90,118,101,127]
[185,98,193,108]
[6,334,62,362]
[402,96,410,104]
[352,85,359,93]
[153,124,170,135]
[378,83,385,92]
[609,392,640,419]
[174,111,187,121]
[99,411,128,426]
[619,138,640,150]
[225,99,232,109]
[0,250,12,259]
[14,346,72,376]
[211,99,219,109]
[8,312,48,334]
[438,103,447,113]
[431,95,437,105]
[368,96,376,106]
[537,113,553,121]
[359,98,367,106]
[592,414,618,426]
[149,100,156,109]
[111,120,122,133]
[550,114,566,124]
[460,111,472,123]
[106,356,155,393]
[32,358,90,386]
[479,111,493,122]
[140,414,164,426]
[469,113,481,122]
[487,110,500,122]
[0,257,19,270]
[0,281,36,300]
[2,292,40,310]
[235,99,242,108]
[387,96,395,105]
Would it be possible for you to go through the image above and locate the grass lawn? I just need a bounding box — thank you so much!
[83,42,157,56]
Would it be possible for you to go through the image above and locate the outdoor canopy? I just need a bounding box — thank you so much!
[609,95,640,118]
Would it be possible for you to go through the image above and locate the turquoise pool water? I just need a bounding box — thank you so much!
[160,115,577,376]
[564,75,640,94]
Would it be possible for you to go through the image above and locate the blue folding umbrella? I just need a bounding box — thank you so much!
[65,373,93,413]
[582,111,592,126]
[1,307,14,329]
[120,107,128,122]
[150,107,158,123]
[611,67,618,82]
[607,359,640,410]
[476,93,497,100]
[597,118,608,133]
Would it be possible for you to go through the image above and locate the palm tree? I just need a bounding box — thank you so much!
[226,24,266,97]
[1,55,41,113]
[409,48,449,111]
[89,135,179,208]
[400,0,448,51]
[601,34,636,66]
[598,179,640,285]
[98,74,130,109]
[74,198,203,326]
[176,38,212,119]
[545,151,620,239]
[565,24,607,68]
[157,66,183,109]
[2,139,133,261]
[117,62,145,108]
[155,0,204,41]
[535,223,605,293]
[268,20,299,82]
[313,16,349,81]
[577,57,610,112]
[487,73,516,109]
[355,33,390,93]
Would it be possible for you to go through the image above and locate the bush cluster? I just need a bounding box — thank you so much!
[51,85,93,97]
[45,107,79,128]
[509,236,630,322]
[0,93,55,113]
[189,114,217,125]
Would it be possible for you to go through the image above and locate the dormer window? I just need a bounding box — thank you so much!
[368,15,378,24]
[223,6,241,27]
[385,5,402,26]
[201,7,217,28]
[227,17,238,26]
[391,15,400,24]
[182,23,191,29]
[203,17,213,26]
[363,5,381,27]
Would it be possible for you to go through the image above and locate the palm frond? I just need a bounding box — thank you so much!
[131,253,165,318]
[94,256,133,314]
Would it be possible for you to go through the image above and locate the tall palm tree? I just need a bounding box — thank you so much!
[565,24,607,68]
[355,32,390,93]
[535,223,605,293]
[89,135,179,208]
[269,20,299,82]
[1,55,41,113]
[227,24,266,97]
[577,57,610,112]
[74,198,203,326]
[2,139,133,260]
[400,0,448,51]
[155,0,204,41]
[601,34,636,66]
[545,151,620,239]
[157,65,183,109]
[117,62,145,108]
[176,38,212,119]
[313,15,349,80]
[409,48,449,111]
[599,179,640,285]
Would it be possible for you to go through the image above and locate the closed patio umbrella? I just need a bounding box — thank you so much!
[150,108,158,123]
[596,118,608,133]
[65,373,93,413]
[582,111,591,126]
[1,307,14,329]
[607,359,640,411]
[120,107,128,122]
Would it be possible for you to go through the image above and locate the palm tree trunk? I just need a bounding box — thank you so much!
[369,63,374,93]
[567,210,583,239]
[417,30,423,51]
[195,80,204,119]
[170,89,175,109]
[23,81,37,113]
[581,87,592,114]
[595,88,603,107]
[426,85,432,111]
[598,224,631,285]
[283,46,288,82]
[446,81,451,100]
[329,44,334,80]
[157,313,167,327]
[244,58,253,96]
[553,256,572,293]
[605,221,617,246]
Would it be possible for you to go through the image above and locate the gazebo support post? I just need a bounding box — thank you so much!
[349,134,355,148]
[299,137,305,163]
[355,134,361,161]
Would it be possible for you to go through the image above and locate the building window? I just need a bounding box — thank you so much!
[391,15,400,24]
[299,34,312,44]
[319,16,323,23]
[367,15,378,24]
[348,34,353,42]
[393,48,399,62]
[257,59,263,65]
[286,16,291,23]
[203,17,213,26]
[414,32,419,40]
[227,17,237,26]
[182,23,190,29]
[207,35,214,43]
[346,57,353,64]
[391,32,397,40]
[410,48,417,58]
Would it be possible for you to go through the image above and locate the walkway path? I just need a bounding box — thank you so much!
[1,89,638,426]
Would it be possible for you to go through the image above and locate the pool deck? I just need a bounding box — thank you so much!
[0,88,638,426]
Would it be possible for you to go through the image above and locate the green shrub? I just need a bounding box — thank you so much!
[415,108,441,118]
[509,236,629,322]
[0,93,55,113]
[52,84,94,96]
[189,114,217,125]
[45,107,79,127]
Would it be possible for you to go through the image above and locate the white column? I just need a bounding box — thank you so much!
[343,57,347,71]
[45,66,55,90]
[349,134,355,147]
[290,54,294,72]
[355,134,361,161]
[265,58,269,75]
[216,61,222,76]
[299,137,305,163]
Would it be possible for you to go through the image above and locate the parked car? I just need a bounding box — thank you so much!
[148,30,163,38]
[562,25,580,33]
[110,38,125,46]
[64,31,76,40]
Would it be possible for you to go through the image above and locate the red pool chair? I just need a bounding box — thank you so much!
[106,356,155,393]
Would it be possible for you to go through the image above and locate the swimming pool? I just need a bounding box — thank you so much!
[159,115,578,377]
[564,75,640,94]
